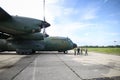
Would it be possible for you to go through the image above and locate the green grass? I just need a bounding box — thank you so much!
[88,48,120,55]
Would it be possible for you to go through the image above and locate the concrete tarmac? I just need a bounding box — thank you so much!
[0,51,120,80]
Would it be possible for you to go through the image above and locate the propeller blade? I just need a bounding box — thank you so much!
[42,0,50,37]
[43,0,45,22]
[43,0,46,34]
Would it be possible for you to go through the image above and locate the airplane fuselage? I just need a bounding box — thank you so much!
[0,37,77,54]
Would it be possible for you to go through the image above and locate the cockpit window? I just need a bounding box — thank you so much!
[67,38,72,43]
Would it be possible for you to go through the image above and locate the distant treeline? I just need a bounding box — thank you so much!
[80,45,120,48]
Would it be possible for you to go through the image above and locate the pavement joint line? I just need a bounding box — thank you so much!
[101,64,120,71]
[78,53,120,71]
[80,60,120,71]
[82,76,120,80]
[11,54,38,80]
[55,54,83,80]
[32,54,39,80]
[90,59,120,71]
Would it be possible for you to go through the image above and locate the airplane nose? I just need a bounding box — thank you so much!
[73,43,77,48]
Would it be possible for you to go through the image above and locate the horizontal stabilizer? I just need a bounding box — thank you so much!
[0,7,12,21]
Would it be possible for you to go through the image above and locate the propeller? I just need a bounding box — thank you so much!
[42,0,49,37]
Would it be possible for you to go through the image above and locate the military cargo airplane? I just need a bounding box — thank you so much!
[0,7,77,55]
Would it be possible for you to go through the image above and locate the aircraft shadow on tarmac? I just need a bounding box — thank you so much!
[0,54,37,80]
[0,51,69,55]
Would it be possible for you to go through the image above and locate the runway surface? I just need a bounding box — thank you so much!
[0,51,120,80]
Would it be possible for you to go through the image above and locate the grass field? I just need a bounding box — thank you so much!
[88,48,120,55]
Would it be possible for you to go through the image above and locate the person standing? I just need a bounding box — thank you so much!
[74,48,77,55]
[80,48,83,55]
[77,47,80,55]
[85,48,88,56]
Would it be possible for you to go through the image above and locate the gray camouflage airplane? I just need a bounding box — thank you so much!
[0,7,77,55]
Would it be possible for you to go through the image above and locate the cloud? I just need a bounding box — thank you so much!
[47,22,96,36]
[0,0,60,19]
[80,6,99,20]
[82,9,98,20]
[104,32,120,36]
[104,0,109,3]
[46,21,98,46]
[47,23,81,36]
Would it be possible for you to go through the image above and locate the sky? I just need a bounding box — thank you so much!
[0,0,120,46]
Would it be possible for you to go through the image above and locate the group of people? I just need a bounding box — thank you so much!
[74,47,88,56]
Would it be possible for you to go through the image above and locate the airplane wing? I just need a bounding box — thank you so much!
[0,7,12,21]
[0,7,49,40]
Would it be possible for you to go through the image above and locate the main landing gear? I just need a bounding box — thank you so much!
[16,49,35,55]
[64,51,68,54]
[58,51,68,54]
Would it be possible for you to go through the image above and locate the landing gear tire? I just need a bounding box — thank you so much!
[16,49,32,55]
[16,50,22,55]
[32,50,36,54]
[64,51,68,54]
